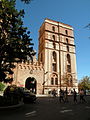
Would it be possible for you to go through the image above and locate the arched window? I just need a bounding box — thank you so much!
[55,78,58,85]
[51,78,54,85]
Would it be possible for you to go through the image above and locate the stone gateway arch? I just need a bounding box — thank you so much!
[25,77,37,94]
[13,62,44,94]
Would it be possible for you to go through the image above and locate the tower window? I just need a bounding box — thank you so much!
[52,26,55,31]
[67,54,71,72]
[65,30,68,35]
[52,51,57,62]
[66,38,68,43]
[67,54,71,64]
[53,42,56,49]
[52,35,55,40]
[67,46,69,52]
[52,51,57,71]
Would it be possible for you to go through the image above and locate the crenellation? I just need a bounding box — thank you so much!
[27,66,30,70]
[23,66,26,69]
[16,60,43,70]
[18,65,22,69]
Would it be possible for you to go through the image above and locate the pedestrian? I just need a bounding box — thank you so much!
[59,89,65,103]
[64,88,68,103]
[73,89,77,103]
[52,89,57,97]
[79,89,86,103]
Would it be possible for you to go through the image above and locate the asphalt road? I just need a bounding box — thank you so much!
[0,95,90,120]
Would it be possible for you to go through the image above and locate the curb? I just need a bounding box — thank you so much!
[0,102,24,110]
[36,94,55,97]
[36,94,49,97]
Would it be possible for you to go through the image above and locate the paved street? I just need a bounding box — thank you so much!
[0,95,90,120]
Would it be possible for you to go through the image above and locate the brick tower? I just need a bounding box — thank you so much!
[38,18,78,94]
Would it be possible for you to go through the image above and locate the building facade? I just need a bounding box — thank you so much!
[13,18,78,94]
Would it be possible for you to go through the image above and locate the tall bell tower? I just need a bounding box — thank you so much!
[38,18,78,94]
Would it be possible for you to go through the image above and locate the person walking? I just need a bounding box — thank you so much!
[73,89,77,103]
[64,88,68,103]
[52,89,57,97]
[79,89,86,103]
[59,89,65,103]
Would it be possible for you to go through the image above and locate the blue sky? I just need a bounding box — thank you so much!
[16,0,90,80]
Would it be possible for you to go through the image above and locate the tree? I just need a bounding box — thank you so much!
[0,0,35,83]
[0,82,5,91]
[78,76,90,90]
[21,0,32,4]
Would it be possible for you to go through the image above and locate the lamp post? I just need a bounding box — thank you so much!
[42,71,48,94]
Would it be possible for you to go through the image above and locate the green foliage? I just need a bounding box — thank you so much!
[21,0,32,4]
[0,0,35,83]
[78,76,90,90]
[0,82,5,91]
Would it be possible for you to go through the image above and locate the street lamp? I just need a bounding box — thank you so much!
[42,71,48,94]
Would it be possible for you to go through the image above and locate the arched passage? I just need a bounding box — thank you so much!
[25,77,37,94]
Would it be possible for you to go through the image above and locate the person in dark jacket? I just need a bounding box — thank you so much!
[59,89,65,103]
[73,89,77,103]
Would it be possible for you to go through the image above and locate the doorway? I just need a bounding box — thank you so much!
[25,77,37,94]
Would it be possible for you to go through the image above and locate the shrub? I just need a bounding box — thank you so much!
[0,82,5,91]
